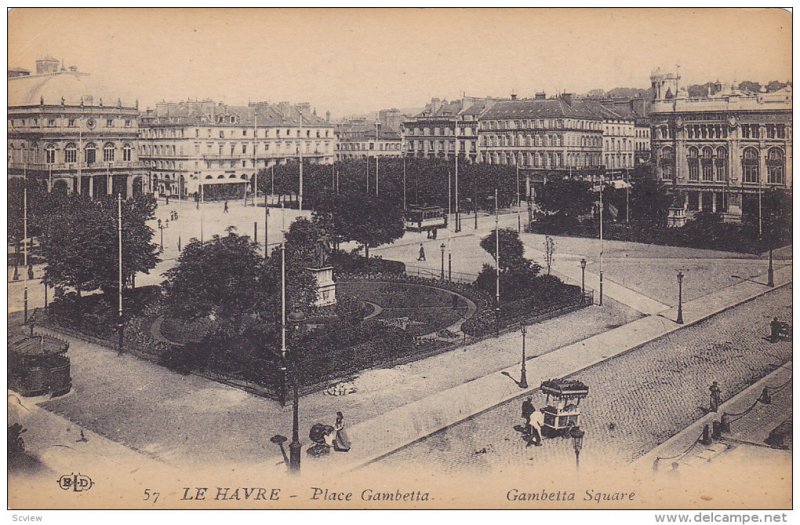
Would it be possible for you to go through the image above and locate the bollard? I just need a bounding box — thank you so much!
[712,420,722,440]
[701,424,712,445]
[720,413,731,433]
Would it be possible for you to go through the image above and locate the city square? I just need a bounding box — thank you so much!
[6,6,793,514]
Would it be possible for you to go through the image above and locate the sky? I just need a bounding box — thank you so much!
[8,8,792,119]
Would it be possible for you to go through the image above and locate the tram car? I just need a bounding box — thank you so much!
[540,378,589,437]
[404,205,447,233]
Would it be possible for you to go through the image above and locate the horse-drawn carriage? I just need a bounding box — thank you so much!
[540,378,589,438]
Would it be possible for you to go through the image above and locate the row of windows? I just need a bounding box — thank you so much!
[9,142,133,164]
[481,119,602,132]
[655,123,788,140]
[405,126,474,137]
[141,127,332,140]
[407,140,477,153]
[659,146,786,185]
[635,128,650,138]
[604,125,635,137]
[481,150,602,168]
[10,117,133,128]
[337,142,402,151]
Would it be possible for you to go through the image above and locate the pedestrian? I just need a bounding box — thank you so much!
[528,407,544,447]
[224,200,229,213]
[521,396,535,436]
[166,195,170,205]
[432,228,438,239]
[709,381,722,412]
[332,411,351,452]
[770,317,782,342]
[418,243,426,261]
[27,264,34,281]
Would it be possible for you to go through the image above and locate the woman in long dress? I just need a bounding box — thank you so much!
[333,411,351,452]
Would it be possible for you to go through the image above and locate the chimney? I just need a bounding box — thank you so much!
[510,91,517,101]
[534,91,546,100]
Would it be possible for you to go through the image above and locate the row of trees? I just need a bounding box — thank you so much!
[257,157,525,212]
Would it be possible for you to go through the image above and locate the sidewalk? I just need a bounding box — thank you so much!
[632,361,792,474]
[273,264,793,476]
[9,390,172,479]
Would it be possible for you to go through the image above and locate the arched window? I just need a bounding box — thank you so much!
[103,142,115,162]
[45,143,56,164]
[86,143,97,165]
[742,147,759,183]
[65,143,77,164]
[715,147,727,181]
[123,143,132,162]
[701,147,714,181]
[767,148,785,185]
[687,147,699,181]
[660,147,674,181]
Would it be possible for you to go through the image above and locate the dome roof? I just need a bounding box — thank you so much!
[8,70,130,108]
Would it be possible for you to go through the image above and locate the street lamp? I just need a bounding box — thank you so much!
[287,306,306,473]
[570,426,585,470]
[157,219,164,253]
[676,271,684,324]
[440,243,446,281]
[519,324,528,389]
[580,259,587,304]
[768,247,775,287]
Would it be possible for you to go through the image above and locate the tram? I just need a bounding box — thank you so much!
[404,205,448,233]
[540,378,589,437]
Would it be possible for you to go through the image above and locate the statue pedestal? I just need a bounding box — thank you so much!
[307,266,337,307]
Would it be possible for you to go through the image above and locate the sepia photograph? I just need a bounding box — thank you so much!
[5,6,794,516]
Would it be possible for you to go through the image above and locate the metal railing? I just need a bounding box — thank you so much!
[404,264,478,284]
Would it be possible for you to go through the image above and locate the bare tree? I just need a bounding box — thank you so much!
[543,235,556,275]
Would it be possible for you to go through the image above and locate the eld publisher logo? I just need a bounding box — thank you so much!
[57,473,94,493]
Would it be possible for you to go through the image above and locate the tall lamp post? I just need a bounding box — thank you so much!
[117,193,124,355]
[580,258,587,303]
[768,247,774,287]
[570,426,585,470]
[519,324,528,389]
[598,171,604,306]
[440,243,446,281]
[494,189,500,337]
[157,219,165,253]
[287,306,306,473]
[676,271,684,324]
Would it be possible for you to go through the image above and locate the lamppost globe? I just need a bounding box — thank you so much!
[580,258,587,270]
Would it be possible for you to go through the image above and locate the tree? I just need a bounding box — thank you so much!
[163,228,267,334]
[39,193,160,298]
[479,228,527,271]
[536,177,594,220]
[475,228,541,301]
[543,236,556,275]
[314,191,404,259]
[629,175,672,227]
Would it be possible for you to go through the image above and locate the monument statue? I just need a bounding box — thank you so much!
[314,236,331,268]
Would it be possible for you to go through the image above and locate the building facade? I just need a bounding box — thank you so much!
[139,100,335,199]
[335,119,402,161]
[649,69,792,221]
[476,93,603,172]
[402,97,498,162]
[8,58,147,198]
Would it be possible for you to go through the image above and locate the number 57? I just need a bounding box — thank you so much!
[143,489,160,503]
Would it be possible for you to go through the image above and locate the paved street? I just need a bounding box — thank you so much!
[371,285,792,477]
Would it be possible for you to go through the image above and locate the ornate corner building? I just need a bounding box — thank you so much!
[649,68,792,223]
[8,58,148,198]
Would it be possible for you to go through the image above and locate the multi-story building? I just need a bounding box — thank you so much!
[649,68,792,222]
[477,93,604,172]
[599,98,652,166]
[8,58,147,198]
[402,96,499,162]
[139,100,335,199]
[597,107,635,175]
[335,119,402,161]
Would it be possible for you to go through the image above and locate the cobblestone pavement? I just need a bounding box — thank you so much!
[373,285,792,476]
[35,294,638,468]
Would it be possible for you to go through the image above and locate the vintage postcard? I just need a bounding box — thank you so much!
[6,7,793,513]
